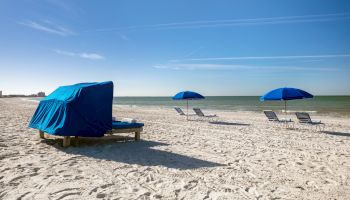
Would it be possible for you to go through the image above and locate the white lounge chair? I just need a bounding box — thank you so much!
[193,108,217,121]
[263,110,293,128]
[295,112,325,131]
[174,107,186,115]
[264,110,292,122]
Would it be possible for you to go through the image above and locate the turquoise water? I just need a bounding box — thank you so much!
[113,96,350,116]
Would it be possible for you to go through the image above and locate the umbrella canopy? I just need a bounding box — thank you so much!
[260,87,313,101]
[260,87,313,113]
[172,91,205,100]
[172,91,205,120]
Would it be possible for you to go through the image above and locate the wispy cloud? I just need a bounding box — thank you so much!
[181,46,205,59]
[117,32,131,41]
[18,20,75,36]
[153,63,338,72]
[80,53,105,60]
[170,54,350,62]
[53,49,75,56]
[88,12,350,32]
[53,49,105,60]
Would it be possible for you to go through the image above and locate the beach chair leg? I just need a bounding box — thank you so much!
[317,124,325,132]
[309,125,313,131]
[135,131,141,141]
[317,124,321,132]
[286,123,291,129]
[39,130,45,139]
[63,136,71,147]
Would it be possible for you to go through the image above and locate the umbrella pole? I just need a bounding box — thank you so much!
[284,100,287,113]
[187,100,189,121]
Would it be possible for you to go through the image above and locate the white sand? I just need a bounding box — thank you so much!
[1,98,350,199]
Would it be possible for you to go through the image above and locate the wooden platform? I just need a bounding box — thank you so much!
[38,127,143,147]
[108,127,142,140]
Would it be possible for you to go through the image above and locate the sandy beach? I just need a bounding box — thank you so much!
[1,98,350,199]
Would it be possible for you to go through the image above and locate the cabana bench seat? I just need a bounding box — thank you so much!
[109,121,144,141]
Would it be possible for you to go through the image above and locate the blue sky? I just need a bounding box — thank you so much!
[0,0,350,96]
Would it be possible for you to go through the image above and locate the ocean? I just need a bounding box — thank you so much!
[27,96,350,116]
[113,96,350,116]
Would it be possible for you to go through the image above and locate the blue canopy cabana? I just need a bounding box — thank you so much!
[29,81,114,137]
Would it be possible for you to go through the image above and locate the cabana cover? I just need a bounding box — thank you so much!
[29,81,113,137]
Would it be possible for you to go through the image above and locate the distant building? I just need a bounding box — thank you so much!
[0,91,2,97]
[37,92,45,97]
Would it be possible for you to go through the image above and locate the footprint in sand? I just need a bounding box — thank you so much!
[295,162,303,166]
[1,167,11,173]
[88,187,98,195]
[96,193,106,199]
[16,191,31,200]
[8,175,26,186]
[89,183,113,198]
[183,180,198,190]
[57,192,82,200]
[224,187,235,193]
[277,163,284,167]
[146,174,155,182]
[50,188,81,200]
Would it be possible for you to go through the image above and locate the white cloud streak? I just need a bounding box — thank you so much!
[170,54,350,62]
[18,20,75,36]
[153,63,338,72]
[117,32,131,41]
[80,53,105,60]
[89,12,350,32]
[53,49,105,60]
[53,49,76,56]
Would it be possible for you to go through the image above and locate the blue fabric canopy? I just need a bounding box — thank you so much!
[260,87,313,101]
[172,91,205,100]
[29,81,114,137]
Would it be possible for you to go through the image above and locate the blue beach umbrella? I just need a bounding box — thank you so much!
[260,87,313,113]
[172,91,205,120]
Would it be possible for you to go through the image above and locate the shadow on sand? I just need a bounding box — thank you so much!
[42,137,224,170]
[322,131,350,137]
[209,121,250,126]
